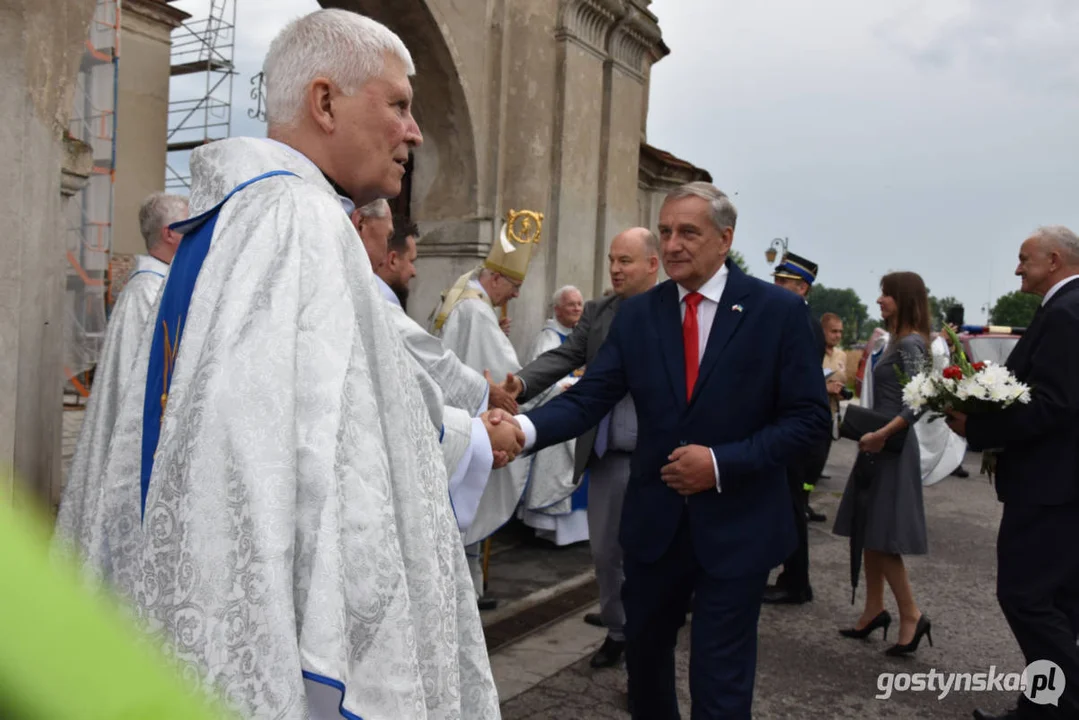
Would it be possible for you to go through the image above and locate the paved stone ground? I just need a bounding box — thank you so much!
[497,440,1030,719]
[484,519,595,609]
[62,407,1032,717]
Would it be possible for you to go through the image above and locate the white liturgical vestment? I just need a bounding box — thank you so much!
[54,254,168,581]
[517,318,589,545]
[57,137,499,720]
[433,278,539,547]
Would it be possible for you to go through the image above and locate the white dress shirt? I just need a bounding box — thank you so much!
[517,264,730,492]
[1042,275,1079,306]
[679,264,728,492]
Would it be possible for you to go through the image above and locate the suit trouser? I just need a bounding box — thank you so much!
[775,467,810,594]
[804,437,832,488]
[624,512,769,720]
[997,502,1079,718]
[588,452,631,641]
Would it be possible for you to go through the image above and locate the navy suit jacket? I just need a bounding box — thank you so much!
[526,260,831,579]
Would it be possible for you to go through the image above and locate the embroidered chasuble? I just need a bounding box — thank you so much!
[56,137,498,720]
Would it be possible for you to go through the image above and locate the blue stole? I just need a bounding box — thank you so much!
[548,328,589,511]
[140,170,297,518]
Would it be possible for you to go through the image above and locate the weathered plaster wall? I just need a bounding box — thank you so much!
[0,0,98,507]
[113,0,186,256]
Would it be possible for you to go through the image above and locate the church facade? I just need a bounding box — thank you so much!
[325,0,710,350]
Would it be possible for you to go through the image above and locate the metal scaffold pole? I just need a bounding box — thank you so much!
[166,0,237,192]
[63,0,121,404]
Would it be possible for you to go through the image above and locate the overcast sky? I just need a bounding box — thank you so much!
[173,0,1079,323]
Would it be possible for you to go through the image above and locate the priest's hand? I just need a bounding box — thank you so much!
[498,373,524,399]
[483,409,524,468]
[500,315,512,335]
[660,445,716,496]
[484,370,518,413]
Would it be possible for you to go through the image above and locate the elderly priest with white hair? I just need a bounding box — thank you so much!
[55,191,187,578]
[518,285,590,546]
[54,10,505,720]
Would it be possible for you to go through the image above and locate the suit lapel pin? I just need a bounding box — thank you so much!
[732,304,744,313]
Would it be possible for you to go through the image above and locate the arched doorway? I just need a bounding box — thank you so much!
[320,0,480,231]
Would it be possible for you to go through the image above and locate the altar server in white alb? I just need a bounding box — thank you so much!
[517,285,590,546]
[54,192,187,579]
[68,10,503,719]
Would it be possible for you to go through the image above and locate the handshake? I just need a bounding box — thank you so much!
[482,409,525,469]
[483,371,526,414]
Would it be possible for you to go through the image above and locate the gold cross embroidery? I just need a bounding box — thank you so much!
[160,316,183,422]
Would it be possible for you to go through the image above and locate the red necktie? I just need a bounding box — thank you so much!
[683,292,703,400]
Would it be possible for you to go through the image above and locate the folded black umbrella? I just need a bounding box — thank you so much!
[848,452,876,604]
[839,405,908,453]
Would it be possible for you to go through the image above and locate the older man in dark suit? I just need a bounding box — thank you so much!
[504,226,659,668]
[949,225,1079,720]
[513,182,829,717]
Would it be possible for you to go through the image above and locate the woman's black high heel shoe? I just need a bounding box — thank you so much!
[885,614,932,656]
[839,610,892,640]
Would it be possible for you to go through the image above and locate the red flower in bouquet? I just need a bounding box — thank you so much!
[942,365,964,380]
[900,326,1032,479]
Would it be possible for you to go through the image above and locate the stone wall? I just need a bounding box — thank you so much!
[113,0,187,256]
[332,0,671,357]
[0,0,99,507]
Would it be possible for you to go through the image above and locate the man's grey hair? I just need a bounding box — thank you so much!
[551,285,581,307]
[665,181,738,232]
[138,192,189,252]
[358,198,390,219]
[263,9,415,128]
[1032,225,1079,264]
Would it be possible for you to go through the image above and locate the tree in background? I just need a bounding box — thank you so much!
[989,291,1041,327]
[927,293,963,331]
[730,249,750,276]
[860,318,882,341]
[806,285,868,347]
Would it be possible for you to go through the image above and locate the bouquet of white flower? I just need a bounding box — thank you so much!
[900,326,1031,477]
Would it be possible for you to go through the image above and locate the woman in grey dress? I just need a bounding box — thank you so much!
[834,271,933,656]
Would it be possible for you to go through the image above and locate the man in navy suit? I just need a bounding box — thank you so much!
[513,182,830,718]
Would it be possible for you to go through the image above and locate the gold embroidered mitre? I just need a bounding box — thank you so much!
[483,208,543,283]
[429,208,544,332]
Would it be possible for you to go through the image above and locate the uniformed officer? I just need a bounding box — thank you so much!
[765,251,828,604]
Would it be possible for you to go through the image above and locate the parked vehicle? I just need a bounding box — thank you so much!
[957,330,1021,366]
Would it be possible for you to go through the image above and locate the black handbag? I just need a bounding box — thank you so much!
[839,404,908,453]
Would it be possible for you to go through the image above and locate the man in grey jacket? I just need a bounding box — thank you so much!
[503,227,659,668]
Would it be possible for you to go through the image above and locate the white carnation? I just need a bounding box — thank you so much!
[902,373,936,410]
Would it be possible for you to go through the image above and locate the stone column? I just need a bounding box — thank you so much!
[0,0,97,508]
[546,0,622,302]
[111,0,188,287]
[593,3,663,292]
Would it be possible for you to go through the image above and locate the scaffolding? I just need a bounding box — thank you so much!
[166,0,237,191]
[64,0,121,400]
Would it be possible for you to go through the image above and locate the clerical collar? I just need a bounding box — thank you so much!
[262,138,355,214]
[321,170,352,209]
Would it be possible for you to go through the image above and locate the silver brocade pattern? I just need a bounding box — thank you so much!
[59,137,499,720]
